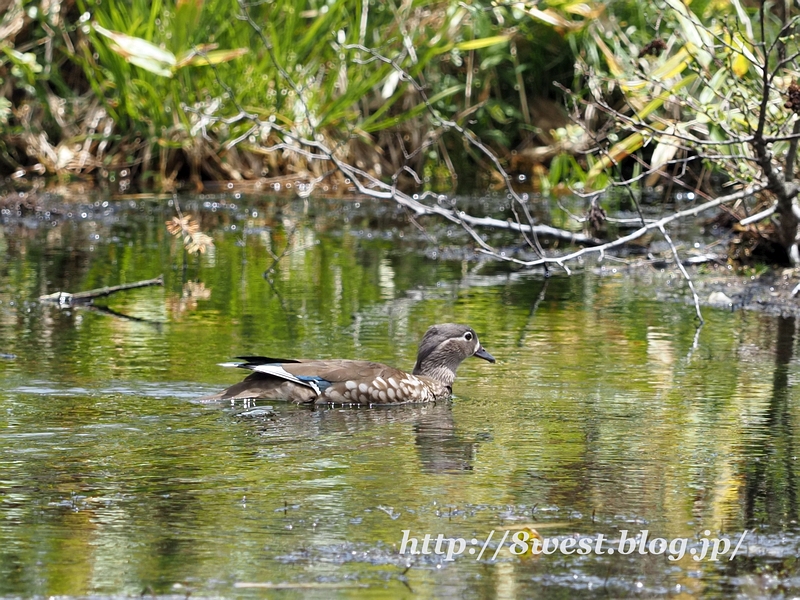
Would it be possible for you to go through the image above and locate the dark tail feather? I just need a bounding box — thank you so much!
[235,356,300,365]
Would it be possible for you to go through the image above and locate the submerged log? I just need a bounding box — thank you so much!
[39,275,164,307]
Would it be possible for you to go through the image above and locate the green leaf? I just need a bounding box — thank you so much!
[455,35,511,51]
[6,49,43,74]
[729,0,755,41]
[587,132,644,183]
[487,102,511,124]
[480,54,506,70]
[634,73,697,120]
[698,69,727,105]
[663,0,713,67]
[178,48,249,68]
[94,24,176,77]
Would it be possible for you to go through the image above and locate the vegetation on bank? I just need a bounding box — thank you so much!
[1,0,635,192]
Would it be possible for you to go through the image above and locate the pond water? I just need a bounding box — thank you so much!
[1,194,799,598]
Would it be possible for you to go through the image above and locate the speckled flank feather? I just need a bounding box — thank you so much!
[198,323,495,405]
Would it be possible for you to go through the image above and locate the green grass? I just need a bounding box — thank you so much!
[0,0,679,192]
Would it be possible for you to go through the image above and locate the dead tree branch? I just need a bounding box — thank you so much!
[39,276,164,307]
[478,186,764,268]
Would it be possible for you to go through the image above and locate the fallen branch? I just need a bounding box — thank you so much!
[477,185,764,268]
[39,275,164,307]
[206,113,602,247]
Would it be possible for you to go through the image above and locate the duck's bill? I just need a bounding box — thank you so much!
[474,347,496,363]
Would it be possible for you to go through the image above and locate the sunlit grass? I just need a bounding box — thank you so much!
[3,0,510,190]
[0,0,712,193]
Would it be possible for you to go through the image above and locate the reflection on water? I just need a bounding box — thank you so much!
[743,317,799,532]
[1,195,800,597]
[414,406,479,474]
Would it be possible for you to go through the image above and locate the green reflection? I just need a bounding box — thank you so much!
[0,196,799,597]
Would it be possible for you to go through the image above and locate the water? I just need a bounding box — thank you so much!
[1,195,799,598]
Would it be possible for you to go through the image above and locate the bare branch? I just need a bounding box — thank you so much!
[479,185,765,267]
[191,15,598,250]
[658,223,704,323]
[740,203,777,225]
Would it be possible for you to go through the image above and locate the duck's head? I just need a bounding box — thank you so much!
[412,323,495,386]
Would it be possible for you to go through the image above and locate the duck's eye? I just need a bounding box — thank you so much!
[464,332,473,341]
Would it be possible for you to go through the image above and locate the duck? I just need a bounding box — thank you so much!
[199,323,495,404]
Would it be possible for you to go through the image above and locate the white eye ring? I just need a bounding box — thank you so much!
[464,332,473,341]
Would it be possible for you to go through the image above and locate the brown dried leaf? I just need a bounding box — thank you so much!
[185,231,215,255]
[166,216,213,254]
[166,215,193,236]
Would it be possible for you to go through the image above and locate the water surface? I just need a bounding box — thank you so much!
[1,195,799,598]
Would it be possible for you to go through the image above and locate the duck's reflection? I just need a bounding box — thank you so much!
[413,407,476,473]
[230,400,479,474]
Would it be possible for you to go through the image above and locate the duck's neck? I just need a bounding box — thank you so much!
[413,354,458,386]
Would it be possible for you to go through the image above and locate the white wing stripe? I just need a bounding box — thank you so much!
[252,364,321,396]
[217,362,322,396]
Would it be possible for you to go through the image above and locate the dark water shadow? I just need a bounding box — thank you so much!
[743,316,799,530]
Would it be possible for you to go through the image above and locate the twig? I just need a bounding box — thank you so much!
[658,224,704,324]
[39,276,164,306]
[740,202,777,225]
[263,227,315,276]
[517,278,549,347]
[557,198,655,225]
[88,304,164,326]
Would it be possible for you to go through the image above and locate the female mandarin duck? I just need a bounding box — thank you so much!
[201,323,495,404]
